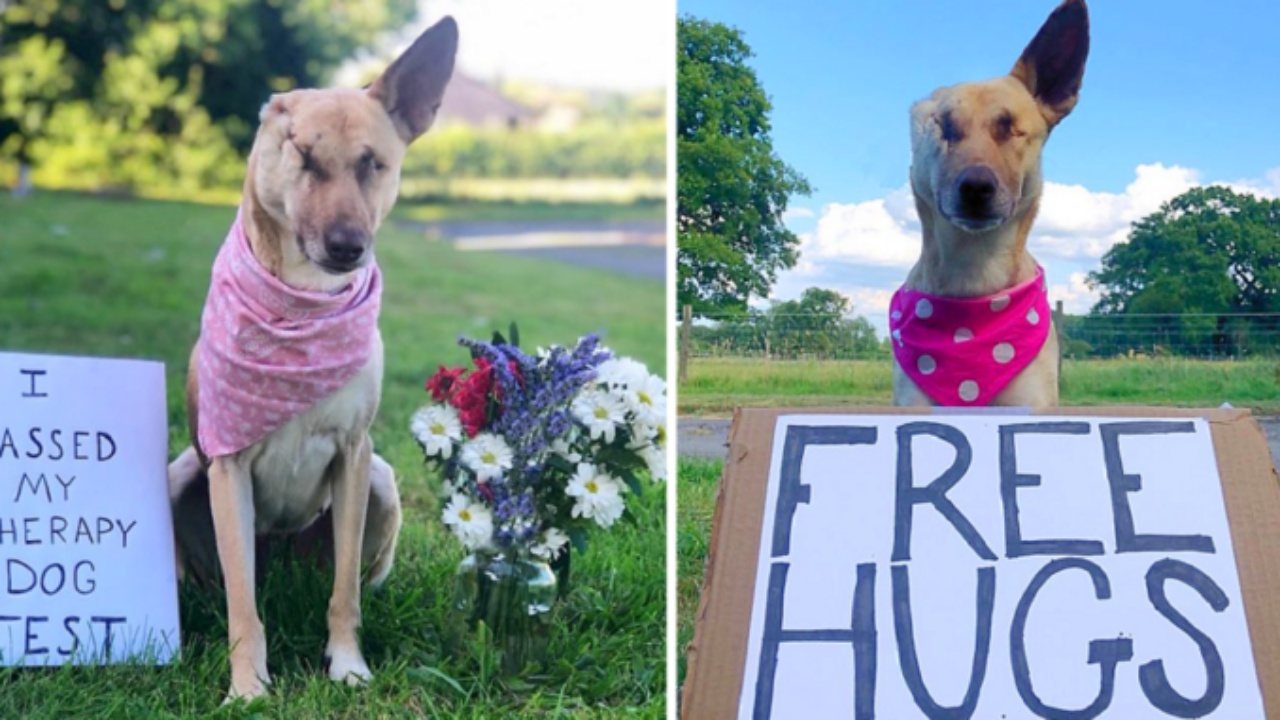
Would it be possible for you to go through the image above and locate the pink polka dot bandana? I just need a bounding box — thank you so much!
[196,212,382,457]
[889,267,1050,406]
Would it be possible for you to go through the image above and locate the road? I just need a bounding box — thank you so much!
[398,219,666,281]
[678,416,1280,470]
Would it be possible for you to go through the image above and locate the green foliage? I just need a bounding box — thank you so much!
[0,1,664,199]
[1086,186,1280,356]
[691,287,885,360]
[0,0,414,192]
[677,15,812,317]
[403,115,665,185]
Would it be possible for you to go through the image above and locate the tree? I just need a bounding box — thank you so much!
[677,16,812,317]
[1086,186,1280,356]
[686,287,883,359]
[0,0,416,194]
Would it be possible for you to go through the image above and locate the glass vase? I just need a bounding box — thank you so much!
[451,552,559,674]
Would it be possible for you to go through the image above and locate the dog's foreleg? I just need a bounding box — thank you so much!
[209,455,270,701]
[325,435,374,686]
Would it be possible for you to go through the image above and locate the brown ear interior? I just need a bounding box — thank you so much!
[368,16,460,143]
[1011,0,1089,124]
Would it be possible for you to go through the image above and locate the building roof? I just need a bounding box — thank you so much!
[437,73,534,128]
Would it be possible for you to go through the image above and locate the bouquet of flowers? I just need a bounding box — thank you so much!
[410,328,667,564]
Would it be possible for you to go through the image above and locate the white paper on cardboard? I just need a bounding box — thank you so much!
[0,352,179,665]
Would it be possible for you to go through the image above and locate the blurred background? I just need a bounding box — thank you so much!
[0,0,668,276]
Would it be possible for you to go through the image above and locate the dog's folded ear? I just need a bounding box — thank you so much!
[367,16,459,144]
[1011,0,1089,128]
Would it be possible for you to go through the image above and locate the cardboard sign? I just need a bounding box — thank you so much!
[0,353,179,665]
[683,408,1280,720]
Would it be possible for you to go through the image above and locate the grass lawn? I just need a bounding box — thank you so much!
[0,192,666,718]
[680,356,1280,416]
[674,460,718,699]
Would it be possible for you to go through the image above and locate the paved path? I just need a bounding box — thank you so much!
[678,418,734,461]
[679,416,1280,469]
[398,219,665,281]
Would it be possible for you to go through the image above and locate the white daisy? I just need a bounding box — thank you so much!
[441,494,494,551]
[530,527,570,560]
[571,389,627,444]
[550,437,583,463]
[596,357,649,390]
[639,443,667,482]
[410,404,462,459]
[460,432,514,481]
[566,463,626,528]
[626,373,666,428]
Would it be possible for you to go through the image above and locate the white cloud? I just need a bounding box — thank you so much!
[798,187,921,268]
[838,286,896,317]
[782,206,815,221]
[1046,271,1099,315]
[1032,163,1201,260]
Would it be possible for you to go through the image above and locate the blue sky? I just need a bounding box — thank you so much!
[680,0,1280,328]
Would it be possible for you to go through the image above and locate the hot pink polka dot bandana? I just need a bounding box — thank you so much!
[196,212,382,457]
[889,267,1050,406]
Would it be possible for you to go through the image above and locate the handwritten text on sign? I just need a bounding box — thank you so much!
[0,353,178,665]
[739,415,1265,719]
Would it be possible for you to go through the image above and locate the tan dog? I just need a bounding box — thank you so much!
[893,0,1088,407]
[166,18,457,701]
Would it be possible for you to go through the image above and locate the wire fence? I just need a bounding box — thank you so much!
[679,310,1280,369]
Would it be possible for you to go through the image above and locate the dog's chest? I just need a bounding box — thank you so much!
[244,334,383,533]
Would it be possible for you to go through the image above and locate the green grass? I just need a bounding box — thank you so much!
[0,192,665,718]
[675,460,719,697]
[679,356,1280,415]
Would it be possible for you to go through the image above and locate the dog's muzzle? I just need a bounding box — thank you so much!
[947,166,1007,231]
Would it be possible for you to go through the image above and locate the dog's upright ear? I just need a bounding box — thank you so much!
[368,16,459,144]
[1010,0,1089,128]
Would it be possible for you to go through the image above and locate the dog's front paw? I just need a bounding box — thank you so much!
[324,645,373,686]
[223,674,270,705]
[224,638,271,702]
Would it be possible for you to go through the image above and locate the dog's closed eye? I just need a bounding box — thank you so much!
[287,135,329,181]
[993,111,1025,142]
[357,150,386,182]
[937,111,964,143]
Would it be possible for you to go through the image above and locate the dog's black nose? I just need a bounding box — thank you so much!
[324,225,368,266]
[956,166,998,208]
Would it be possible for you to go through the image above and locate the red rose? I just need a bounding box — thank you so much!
[462,358,495,401]
[457,402,487,437]
[425,365,465,403]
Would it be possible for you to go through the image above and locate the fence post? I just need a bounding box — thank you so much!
[1054,299,1065,374]
[679,304,692,384]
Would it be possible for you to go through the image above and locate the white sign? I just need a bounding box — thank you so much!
[0,353,179,665]
[740,415,1265,719]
